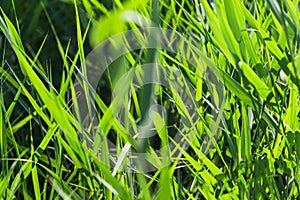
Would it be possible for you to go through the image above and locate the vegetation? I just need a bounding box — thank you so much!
[0,0,300,199]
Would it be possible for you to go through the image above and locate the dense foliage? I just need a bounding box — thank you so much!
[0,0,300,199]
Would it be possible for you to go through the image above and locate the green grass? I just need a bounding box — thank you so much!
[0,0,300,199]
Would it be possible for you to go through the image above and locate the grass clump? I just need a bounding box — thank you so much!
[0,0,300,199]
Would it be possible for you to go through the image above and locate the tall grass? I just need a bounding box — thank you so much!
[0,0,299,199]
